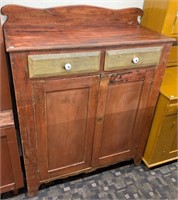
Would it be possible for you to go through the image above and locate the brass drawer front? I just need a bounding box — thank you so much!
[104,46,162,71]
[28,51,100,78]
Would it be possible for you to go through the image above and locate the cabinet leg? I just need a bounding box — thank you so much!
[27,189,38,197]
[27,185,39,197]
[134,158,142,166]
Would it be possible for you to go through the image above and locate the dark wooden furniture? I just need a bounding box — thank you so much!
[0,20,24,193]
[0,19,12,111]
[1,5,174,196]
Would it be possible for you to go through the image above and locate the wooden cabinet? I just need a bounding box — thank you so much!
[143,67,178,167]
[1,5,173,196]
[141,0,178,67]
[141,0,178,167]
[0,20,24,194]
[0,19,12,111]
[0,111,23,193]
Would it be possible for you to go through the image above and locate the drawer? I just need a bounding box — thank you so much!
[104,46,162,71]
[28,51,100,78]
[167,103,178,116]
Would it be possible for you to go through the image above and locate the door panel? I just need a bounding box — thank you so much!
[166,115,177,157]
[152,114,178,163]
[92,69,154,167]
[100,81,143,157]
[32,76,99,180]
[47,88,89,170]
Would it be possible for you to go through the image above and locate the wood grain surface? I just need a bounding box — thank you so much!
[1,5,174,52]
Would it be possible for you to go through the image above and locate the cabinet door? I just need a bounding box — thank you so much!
[32,76,99,181]
[0,126,23,193]
[92,69,154,167]
[152,114,178,163]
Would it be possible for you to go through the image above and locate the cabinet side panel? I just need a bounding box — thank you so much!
[141,0,169,33]
[46,88,89,170]
[0,35,12,111]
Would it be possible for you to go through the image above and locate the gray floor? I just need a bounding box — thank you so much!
[1,160,178,200]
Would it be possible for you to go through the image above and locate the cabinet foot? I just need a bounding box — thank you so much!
[27,185,39,197]
[134,158,142,166]
[27,190,38,197]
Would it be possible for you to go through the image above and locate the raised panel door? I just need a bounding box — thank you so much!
[92,69,155,167]
[150,114,178,163]
[32,76,99,181]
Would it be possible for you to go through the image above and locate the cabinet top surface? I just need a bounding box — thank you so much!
[1,5,174,52]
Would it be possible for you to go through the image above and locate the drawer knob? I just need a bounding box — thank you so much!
[132,57,139,64]
[64,63,72,70]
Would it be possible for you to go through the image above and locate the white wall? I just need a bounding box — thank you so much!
[0,0,144,24]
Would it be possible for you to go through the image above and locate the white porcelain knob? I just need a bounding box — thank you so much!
[132,57,139,64]
[64,63,72,70]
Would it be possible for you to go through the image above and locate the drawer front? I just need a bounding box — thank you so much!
[104,46,162,71]
[167,103,178,115]
[28,51,100,78]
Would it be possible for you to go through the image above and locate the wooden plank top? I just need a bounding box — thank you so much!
[1,5,174,52]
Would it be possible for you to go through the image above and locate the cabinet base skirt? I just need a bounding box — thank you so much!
[142,157,178,168]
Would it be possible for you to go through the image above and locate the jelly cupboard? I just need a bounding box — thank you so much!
[2,5,173,196]
[143,67,178,167]
[141,0,178,167]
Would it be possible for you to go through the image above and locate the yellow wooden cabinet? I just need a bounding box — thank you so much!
[143,67,178,167]
[141,0,178,66]
[142,0,178,168]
